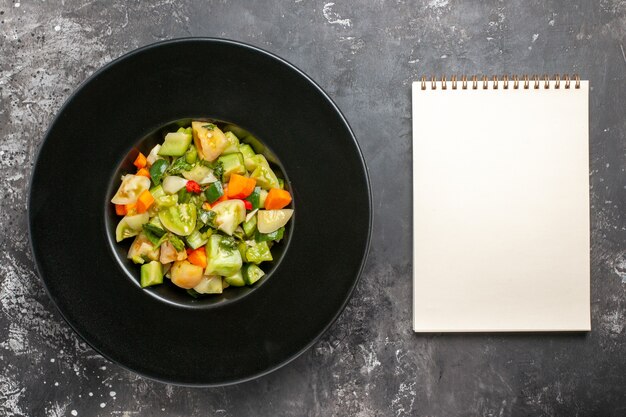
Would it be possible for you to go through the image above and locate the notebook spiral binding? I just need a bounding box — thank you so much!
[419,74,581,90]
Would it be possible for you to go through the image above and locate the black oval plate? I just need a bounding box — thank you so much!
[29,38,371,386]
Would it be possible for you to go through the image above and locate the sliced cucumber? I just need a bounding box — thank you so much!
[239,143,256,160]
[245,241,273,264]
[204,181,224,204]
[243,263,265,285]
[259,189,268,209]
[158,131,192,156]
[223,131,240,154]
[140,261,163,288]
[224,270,246,287]
[244,154,268,173]
[217,153,246,181]
[250,163,280,190]
[243,215,257,238]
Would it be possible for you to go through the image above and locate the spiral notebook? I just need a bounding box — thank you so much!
[412,75,590,332]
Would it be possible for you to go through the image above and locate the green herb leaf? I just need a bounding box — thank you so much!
[168,233,186,252]
[167,156,193,175]
[186,288,201,298]
[202,123,216,130]
[155,233,169,248]
[212,162,224,181]
[198,209,217,228]
[143,223,166,238]
[143,228,161,246]
[233,227,246,241]
[177,187,191,204]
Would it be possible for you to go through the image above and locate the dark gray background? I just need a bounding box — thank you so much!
[1,0,625,416]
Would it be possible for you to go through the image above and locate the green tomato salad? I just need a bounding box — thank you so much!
[111,121,293,297]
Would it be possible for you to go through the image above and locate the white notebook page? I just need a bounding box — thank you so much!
[412,80,590,332]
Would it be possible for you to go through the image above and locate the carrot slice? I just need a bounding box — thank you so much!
[115,204,127,216]
[125,202,137,215]
[136,190,155,213]
[264,188,292,210]
[136,168,150,178]
[226,174,256,199]
[133,152,147,169]
[187,247,207,268]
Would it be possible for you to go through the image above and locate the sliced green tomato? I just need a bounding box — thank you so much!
[127,233,160,264]
[115,213,149,242]
[224,270,246,287]
[205,234,243,276]
[239,143,256,162]
[116,220,139,242]
[191,121,229,162]
[223,131,240,154]
[245,241,273,264]
[211,200,246,236]
[162,175,188,194]
[193,275,223,294]
[170,260,203,289]
[257,209,293,234]
[182,164,217,185]
[243,263,265,285]
[124,213,150,230]
[141,261,163,288]
[158,203,197,236]
[158,131,192,156]
[111,174,151,205]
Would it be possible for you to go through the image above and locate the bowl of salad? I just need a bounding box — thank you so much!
[29,38,371,386]
[109,119,294,305]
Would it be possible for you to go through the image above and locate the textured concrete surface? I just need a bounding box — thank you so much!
[1,0,626,416]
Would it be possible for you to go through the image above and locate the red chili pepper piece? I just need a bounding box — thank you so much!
[243,200,253,210]
[186,180,201,194]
